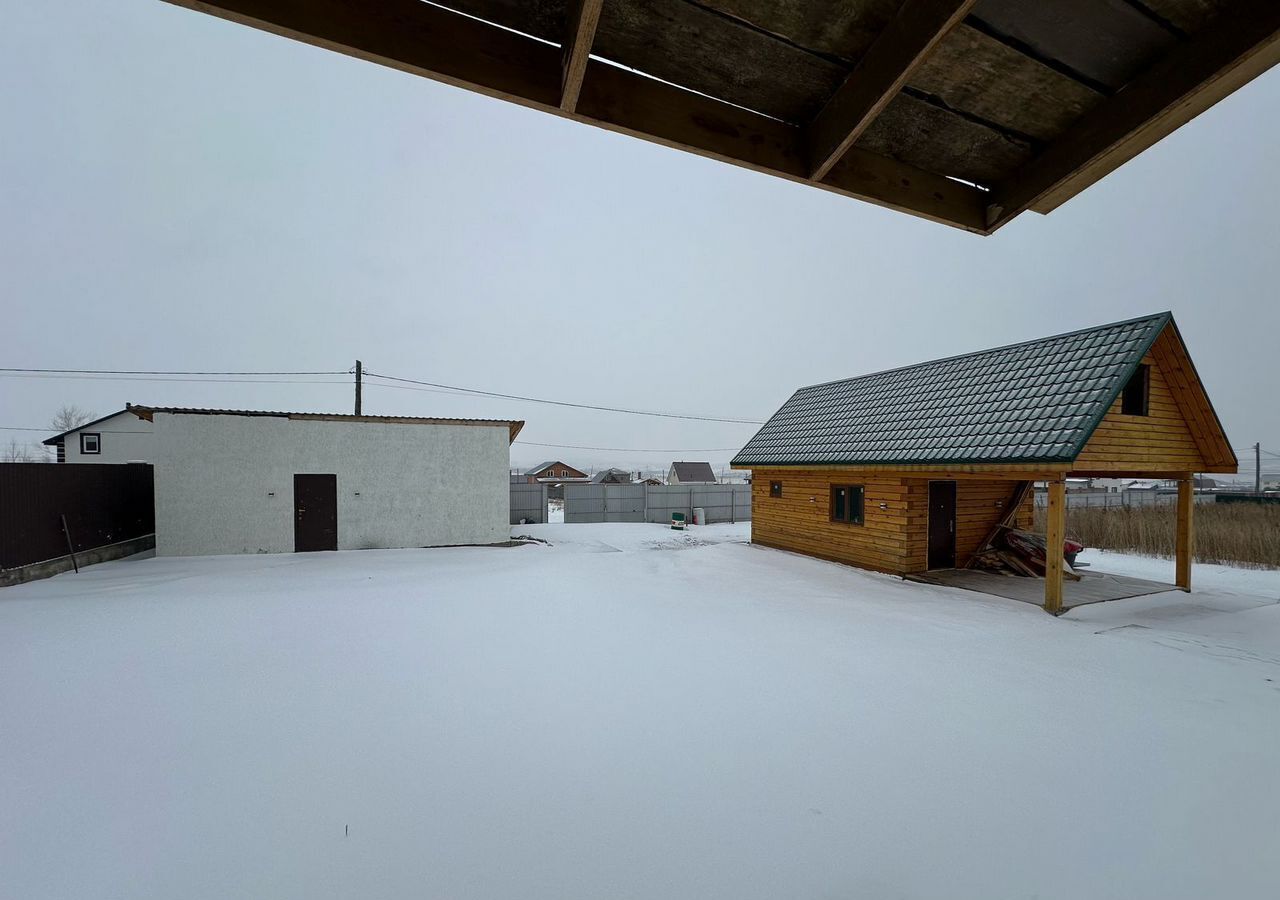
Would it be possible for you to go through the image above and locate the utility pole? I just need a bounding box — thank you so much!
[355,360,363,416]
[1256,442,1262,494]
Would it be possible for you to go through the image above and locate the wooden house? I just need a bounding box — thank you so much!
[732,313,1237,613]
[523,461,588,483]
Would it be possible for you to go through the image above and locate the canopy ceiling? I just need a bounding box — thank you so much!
[162,0,1280,234]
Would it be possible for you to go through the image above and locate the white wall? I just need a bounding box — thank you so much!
[61,412,153,463]
[153,413,511,556]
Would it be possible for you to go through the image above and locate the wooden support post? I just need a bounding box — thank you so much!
[1176,477,1194,591]
[1043,480,1066,615]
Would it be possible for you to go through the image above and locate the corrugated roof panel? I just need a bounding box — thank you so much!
[732,313,1169,467]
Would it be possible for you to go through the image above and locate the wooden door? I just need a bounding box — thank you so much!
[294,473,337,552]
[927,480,956,570]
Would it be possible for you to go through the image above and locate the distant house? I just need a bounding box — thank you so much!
[591,468,632,484]
[43,406,154,464]
[524,460,588,483]
[667,461,716,484]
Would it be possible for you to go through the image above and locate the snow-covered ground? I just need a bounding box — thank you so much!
[2,523,1278,900]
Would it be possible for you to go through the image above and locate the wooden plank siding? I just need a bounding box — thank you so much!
[751,470,916,574]
[1073,351,1207,474]
[751,469,1032,575]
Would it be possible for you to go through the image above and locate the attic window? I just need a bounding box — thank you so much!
[1121,364,1150,416]
[80,433,101,454]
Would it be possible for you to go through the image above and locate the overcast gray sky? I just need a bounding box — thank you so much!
[3,1,1278,480]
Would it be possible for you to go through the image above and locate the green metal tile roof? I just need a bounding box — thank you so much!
[732,313,1172,468]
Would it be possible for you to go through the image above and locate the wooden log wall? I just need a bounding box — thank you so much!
[750,469,915,574]
[750,469,1034,576]
[901,478,1034,571]
[1073,344,1208,474]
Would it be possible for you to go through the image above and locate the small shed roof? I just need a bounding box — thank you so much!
[162,0,1280,234]
[670,461,717,483]
[42,408,138,445]
[733,312,1228,468]
[130,406,524,443]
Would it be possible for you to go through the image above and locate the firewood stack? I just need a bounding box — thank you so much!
[969,527,1081,580]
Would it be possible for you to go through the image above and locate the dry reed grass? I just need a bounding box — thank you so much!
[1033,502,1280,569]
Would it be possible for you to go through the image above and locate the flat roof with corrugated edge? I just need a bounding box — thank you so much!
[129,406,524,443]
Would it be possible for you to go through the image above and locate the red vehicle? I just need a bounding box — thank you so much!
[1064,539,1084,568]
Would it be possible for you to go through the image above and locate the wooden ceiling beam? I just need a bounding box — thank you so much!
[806,0,978,181]
[986,3,1280,230]
[159,0,990,231]
[560,0,603,113]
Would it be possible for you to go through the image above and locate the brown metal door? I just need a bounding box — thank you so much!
[294,473,337,552]
[927,480,956,570]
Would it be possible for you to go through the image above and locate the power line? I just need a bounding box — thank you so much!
[1,363,765,424]
[515,440,742,453]
[0,367,345,376]
[0,424,743,453]
[363,370,765,425]
[0,425,156,435]
[0,374,352,385]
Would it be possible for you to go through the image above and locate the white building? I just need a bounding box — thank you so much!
[120,406,520,556]
[43,407,155,463]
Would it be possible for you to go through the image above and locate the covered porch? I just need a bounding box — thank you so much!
[964,470,1197,615]
[908,566,1176,612]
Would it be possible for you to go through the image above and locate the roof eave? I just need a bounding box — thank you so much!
[730,457,1076,469]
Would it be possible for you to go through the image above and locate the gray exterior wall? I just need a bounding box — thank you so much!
[60,412,154,463]
[152,413,511,556]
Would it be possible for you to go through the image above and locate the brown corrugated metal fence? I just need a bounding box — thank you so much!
[0,463,154,570]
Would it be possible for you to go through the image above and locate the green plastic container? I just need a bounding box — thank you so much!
[670,512,686,530]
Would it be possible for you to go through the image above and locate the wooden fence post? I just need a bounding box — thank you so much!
[60,514,80,573]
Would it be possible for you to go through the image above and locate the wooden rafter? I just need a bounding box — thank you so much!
[807,0,977,181]
[986,2,1280,229]
[158,0,988,231]
[560,0,603,113]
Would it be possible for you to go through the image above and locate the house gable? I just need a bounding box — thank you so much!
[528,461,586,479]
[1072,323,1237,475]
